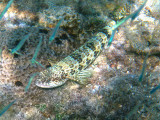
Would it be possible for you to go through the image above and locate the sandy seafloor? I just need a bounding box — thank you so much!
[0,0,160,120]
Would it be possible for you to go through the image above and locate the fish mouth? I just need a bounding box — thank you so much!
[35,78,68,88]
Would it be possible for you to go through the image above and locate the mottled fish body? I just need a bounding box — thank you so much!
[111,0,147,30]
[35,0,147,88]
[35,33,108,88]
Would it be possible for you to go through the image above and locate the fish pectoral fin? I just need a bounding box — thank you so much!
[73,69,93,85]
[48,58,57,66]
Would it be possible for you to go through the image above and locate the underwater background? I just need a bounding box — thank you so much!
[0,0,160,119]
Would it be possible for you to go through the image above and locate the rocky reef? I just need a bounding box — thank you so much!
[0,0,159,119]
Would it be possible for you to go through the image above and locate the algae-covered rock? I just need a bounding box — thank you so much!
[0,0,160,120]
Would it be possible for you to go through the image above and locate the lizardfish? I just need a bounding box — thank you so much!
[35,1,147,88]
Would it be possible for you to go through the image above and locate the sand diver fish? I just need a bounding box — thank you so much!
[36,32,107,88]
[35,0,148,88]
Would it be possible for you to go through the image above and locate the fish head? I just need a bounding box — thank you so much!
[35,65,67,88]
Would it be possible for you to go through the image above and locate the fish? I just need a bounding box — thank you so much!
[49,18,63,44]
[35,32,108,88]
[9,34,30,55]
[108,28,117,46]
[125,101,142,119]
[0,0,14,20]
[150,84,160,94]
[139,53,149,82]
[30,36,45,68]
[0,48,2,61]
[25,73,38,92]
[130,0,148,21]
[0,100,16,116]
[111,0,147,31]
[106,0,147,46]
[35,1,147,88]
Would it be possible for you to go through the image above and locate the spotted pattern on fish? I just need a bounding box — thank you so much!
[35,32,108,88]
